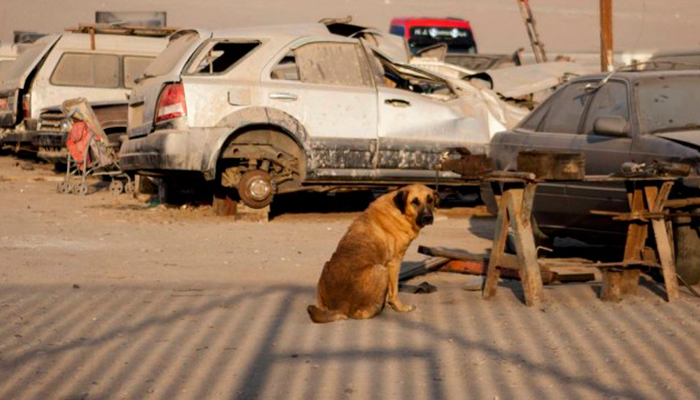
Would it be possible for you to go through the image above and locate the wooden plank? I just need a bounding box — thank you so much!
[646,182,680,301]
[620,187,647,297]
[417,246,485,262]
[507,187,544,307]
[399,257,451,282]
[483,190,510,300]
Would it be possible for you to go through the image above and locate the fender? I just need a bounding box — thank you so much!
[200,107,315,180]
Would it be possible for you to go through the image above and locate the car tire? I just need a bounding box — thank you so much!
[673,216,700,285]
[238,170,275,209]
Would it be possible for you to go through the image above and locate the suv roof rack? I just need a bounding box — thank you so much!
[66,23,178,38]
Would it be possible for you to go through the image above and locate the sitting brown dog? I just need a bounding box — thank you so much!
[308,184,437,323]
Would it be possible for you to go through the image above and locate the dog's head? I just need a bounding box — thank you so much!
[393,184,439,228]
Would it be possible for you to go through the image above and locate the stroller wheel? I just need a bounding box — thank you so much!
[74,182,89,196]
[124,181,136,195]
[109,180,124,195]
[57,181,72,194]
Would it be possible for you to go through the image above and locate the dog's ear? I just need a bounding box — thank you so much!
[393,190,408,214]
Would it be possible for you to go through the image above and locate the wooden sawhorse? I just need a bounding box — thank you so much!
[482,174,681,306]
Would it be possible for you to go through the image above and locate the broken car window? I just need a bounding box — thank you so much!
[293,42,372,87]
[143,31,200,77]
[123,56,155,89]
[583,81,629,134]
[539,82,592,133]
[270,52,300,81]
[190,41,260,74]
[372,51,455,98]
[638,75,700,134]
[50,53,119,88]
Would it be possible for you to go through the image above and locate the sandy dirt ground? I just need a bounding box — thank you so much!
[1,154,700,400]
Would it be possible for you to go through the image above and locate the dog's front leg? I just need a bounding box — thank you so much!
[386,257,415,313]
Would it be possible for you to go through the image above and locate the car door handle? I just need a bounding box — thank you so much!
[269,92,297,101]
[385,98,411,107]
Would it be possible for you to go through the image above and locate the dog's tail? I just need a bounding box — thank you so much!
[307,305,347,324]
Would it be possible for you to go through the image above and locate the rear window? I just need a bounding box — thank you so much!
[50,53,120,88]
[124,56,154,89]
[187,41,260,75]
[142,31,200,77]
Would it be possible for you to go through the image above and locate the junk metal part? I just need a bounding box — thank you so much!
[517,150,585,180]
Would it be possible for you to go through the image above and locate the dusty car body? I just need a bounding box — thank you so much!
[120,24,525,208]
[0,26,169,159]
[487,70,700,284]
[0,43,22,79]
[412,58,597,108]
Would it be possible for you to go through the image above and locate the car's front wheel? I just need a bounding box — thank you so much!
[673,215,700,285]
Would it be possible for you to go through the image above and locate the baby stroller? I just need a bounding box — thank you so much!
[56,98,134,196]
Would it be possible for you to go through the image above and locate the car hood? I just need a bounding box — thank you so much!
[656,130,700,148]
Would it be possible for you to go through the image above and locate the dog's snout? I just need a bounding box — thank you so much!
[417,208,434,227]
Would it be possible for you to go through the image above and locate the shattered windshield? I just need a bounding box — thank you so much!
[638,75,700,134]
[142,31,200,78]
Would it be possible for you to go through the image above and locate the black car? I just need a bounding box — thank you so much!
[487,70,700,284]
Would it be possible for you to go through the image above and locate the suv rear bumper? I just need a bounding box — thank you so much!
[119,128,231,180]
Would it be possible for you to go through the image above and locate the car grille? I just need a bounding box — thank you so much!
[38,110,67,132]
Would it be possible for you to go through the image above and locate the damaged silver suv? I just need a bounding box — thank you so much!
[120,23,523,208]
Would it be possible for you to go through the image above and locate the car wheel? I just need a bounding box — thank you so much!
[673,216,700,285]
[238,170,275,209]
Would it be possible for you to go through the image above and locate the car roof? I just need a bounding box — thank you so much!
[54,32,169,54]
[196,23,335,41]
[569,69,700,83]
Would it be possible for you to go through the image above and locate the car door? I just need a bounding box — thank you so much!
[261,40,378,175]
[565,79,634,236]
[373,55,485,180]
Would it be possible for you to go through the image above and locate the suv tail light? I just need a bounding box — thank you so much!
[155,83,187,124]
[22,94,31,119]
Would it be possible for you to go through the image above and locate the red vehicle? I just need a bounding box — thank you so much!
[389,17,477,54]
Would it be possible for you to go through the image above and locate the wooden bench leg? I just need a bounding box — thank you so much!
[508,185,544,307]
[602,270,623,302]
[651,218,680,301]
[483,190,509,300]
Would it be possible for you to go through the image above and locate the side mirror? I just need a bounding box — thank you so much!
[593,116,630,137]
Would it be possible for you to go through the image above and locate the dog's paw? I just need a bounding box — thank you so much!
[389,302,416,313]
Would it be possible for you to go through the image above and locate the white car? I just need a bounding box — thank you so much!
[121,24,525,208]
[0,25,170,159]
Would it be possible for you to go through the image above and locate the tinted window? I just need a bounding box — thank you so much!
[519,100,552,131]
[50,53,119,88]
[293,42,372,87]
[123,56,154,89]
[389,25,405,37]
[638,75,700,134]
[583,81,629,134]
[190,41,259,74]
[539,82,592,133]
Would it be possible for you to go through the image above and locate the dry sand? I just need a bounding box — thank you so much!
[1,155,699,399]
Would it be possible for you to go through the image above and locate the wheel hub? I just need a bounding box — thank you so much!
[248,177,271,201]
